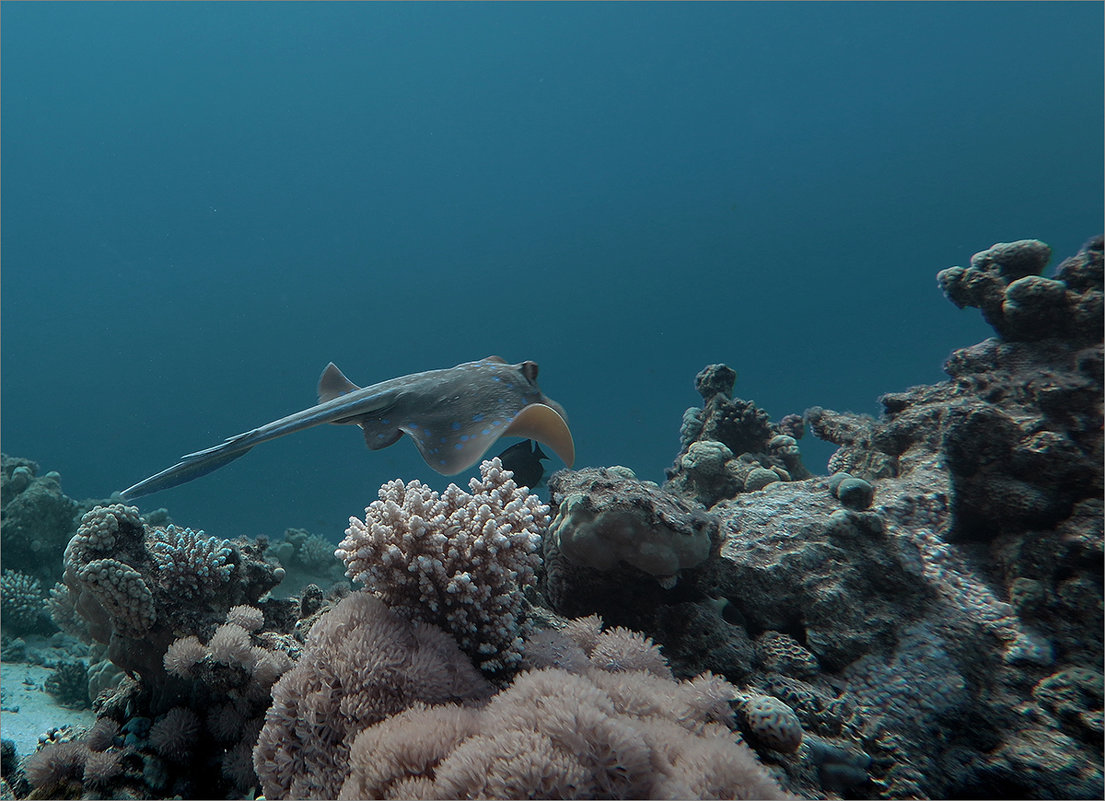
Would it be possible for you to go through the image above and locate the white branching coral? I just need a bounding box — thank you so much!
[1,569,45,630]
[336,458,549,671]
[149,524,235,597]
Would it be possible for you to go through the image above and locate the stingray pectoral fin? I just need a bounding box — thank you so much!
[503,403,575,468]
[119,442,253,500]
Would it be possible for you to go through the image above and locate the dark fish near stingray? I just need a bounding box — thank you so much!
[495,440,550,489]
[119,357,574,500]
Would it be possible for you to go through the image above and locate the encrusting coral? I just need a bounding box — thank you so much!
[545,465,718,591]
[336,457,547,671]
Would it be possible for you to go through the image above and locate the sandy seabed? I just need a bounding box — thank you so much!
[0,661,98,760]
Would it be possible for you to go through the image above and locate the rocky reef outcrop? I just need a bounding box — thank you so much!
[539,237,1104,799]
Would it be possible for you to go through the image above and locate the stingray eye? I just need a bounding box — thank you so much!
[521,361,539,382]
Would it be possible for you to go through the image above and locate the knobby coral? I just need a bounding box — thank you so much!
[336,457,548,670]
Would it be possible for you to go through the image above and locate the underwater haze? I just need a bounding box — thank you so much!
[2,2,1102,541]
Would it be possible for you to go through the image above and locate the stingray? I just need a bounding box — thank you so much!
[118,356,574,500]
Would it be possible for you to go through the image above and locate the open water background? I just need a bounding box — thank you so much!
[3,2,1102,540]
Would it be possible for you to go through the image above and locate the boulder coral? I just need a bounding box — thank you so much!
[546,465,718,589]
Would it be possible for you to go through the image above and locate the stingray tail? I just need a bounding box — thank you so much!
[118,434,254,500]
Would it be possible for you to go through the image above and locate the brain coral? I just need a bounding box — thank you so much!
[737,694,804,753]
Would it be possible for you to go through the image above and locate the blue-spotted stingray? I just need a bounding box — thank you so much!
[118,356,574,500]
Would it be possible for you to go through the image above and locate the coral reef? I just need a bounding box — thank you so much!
[21,503,315,798]
[4,234,1099,801]
[255,594,786,800]
[336,457,547,671]
[54,504,284,688]
[540,466,751,681]
[813,236,1103,540]
[533,237,1102,799]
[936,238,1101,343]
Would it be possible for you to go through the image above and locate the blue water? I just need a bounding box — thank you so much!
[3,2,1102,541]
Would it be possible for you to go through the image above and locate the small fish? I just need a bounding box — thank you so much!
[119,357,574,500]
[495,440,550,489]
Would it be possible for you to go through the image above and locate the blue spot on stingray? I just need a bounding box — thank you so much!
[472,414,484,422]
[381,419,390,425]
[439,459,447,466]
[451,422,461,431]
[492,376,501,382]
[492,420,502,427]
[454,443,463,450]
[482,428,491,435]
[377,433,388,439]
[460,435,469,442]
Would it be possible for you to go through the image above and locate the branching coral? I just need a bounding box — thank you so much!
[0,569,45,633]
[336,457,548,670]
[44,660,91,709]
[148,524,235,597]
